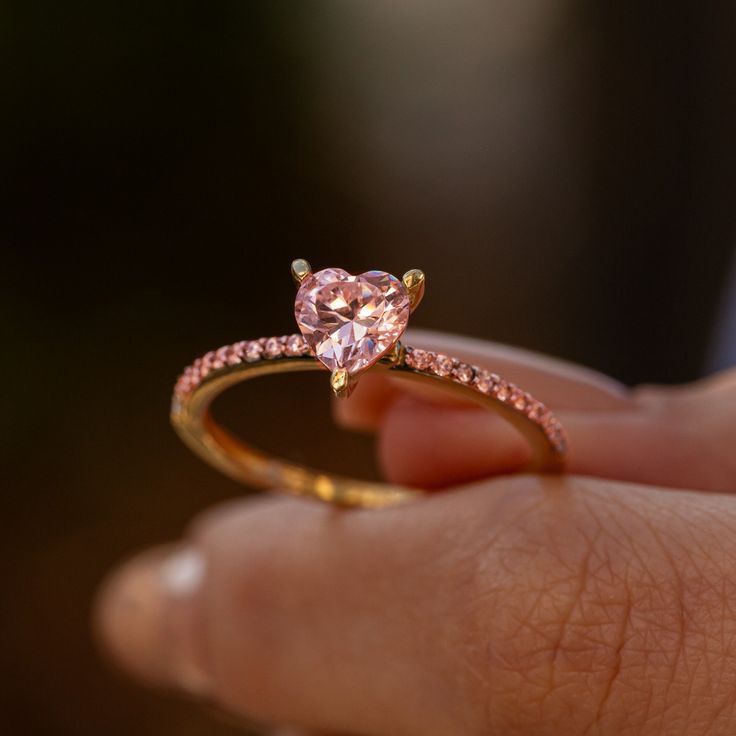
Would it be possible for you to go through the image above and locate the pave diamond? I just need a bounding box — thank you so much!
[294,268,411,375]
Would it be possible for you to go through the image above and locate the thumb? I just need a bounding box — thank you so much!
[97,478,736,736]
[96,495,484,735]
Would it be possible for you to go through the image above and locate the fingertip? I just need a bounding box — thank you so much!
[94,545,209,695]
[95,546,175,686]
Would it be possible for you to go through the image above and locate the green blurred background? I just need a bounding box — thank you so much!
[2,2,735,734]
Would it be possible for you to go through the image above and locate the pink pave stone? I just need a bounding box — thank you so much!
[406,348,433,371]
[453,362,474,384]
[527,400,543,421]
[294,268,410,375]
[510,389,526,412]
[200,351,217,377]
[520,392,535,413]
[244,340,263,363]
[285,334,308,357]
[494,382,510,402]
[227,342,245,366]
[264,336,284,359]
[473,369,494,394]
[432,353,454,377]
[211,347,228,370]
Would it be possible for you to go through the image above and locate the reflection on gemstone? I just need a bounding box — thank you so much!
[295,268,411,374]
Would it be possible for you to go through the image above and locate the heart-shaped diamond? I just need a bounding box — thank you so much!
[295,268,411,375]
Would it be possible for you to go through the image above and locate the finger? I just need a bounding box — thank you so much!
[377,395,533,488]
[96,544,211,696]
[97,478,736,735]
[98,495,486,735]
[334,328,632,431]
[378,367,736,492]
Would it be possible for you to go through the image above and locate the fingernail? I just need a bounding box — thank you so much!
[161,547,205,597]
[160,548,211,695]
[96,545,210,696]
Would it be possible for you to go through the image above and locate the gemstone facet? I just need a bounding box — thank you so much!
[294,268,411,375]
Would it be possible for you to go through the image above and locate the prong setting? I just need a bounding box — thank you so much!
[402,269,425,312]
[330,368,353,399]
[382,339,405,367]
[291,258,312,285]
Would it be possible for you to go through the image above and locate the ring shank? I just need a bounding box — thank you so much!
[171,336,567,509]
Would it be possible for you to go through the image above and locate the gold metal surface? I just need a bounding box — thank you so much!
[330,368,352,398]
[402,269,425,312]
[171,348,565,509]
[291,258,312,285]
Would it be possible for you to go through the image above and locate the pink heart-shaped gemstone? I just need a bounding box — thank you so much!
[294,268,411,375]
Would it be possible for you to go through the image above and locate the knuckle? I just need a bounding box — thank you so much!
[459,481,736,736]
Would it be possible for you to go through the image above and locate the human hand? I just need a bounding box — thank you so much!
[96,330,736,735]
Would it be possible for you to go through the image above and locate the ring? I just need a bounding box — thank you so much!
[170,259,568,508]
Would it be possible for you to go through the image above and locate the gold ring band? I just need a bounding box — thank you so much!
[171,335,568,509]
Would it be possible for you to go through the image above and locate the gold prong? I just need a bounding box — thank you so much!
[330,368,352,399]
[291,258,312,285]
[382,340,405,367]
[402,269,425,312]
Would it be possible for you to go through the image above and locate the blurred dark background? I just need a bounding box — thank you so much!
[2,2,736,734]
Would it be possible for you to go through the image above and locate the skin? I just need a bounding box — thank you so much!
[96,329,736,735]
